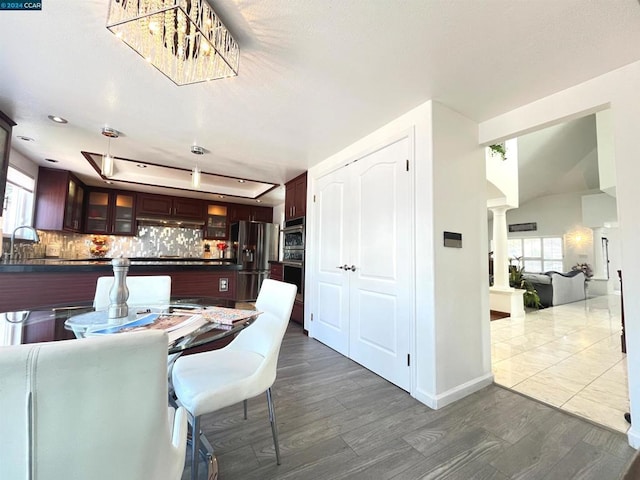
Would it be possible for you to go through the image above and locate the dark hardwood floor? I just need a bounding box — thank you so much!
[183,323,636,479]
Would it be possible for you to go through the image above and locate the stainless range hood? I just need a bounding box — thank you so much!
[136,216,205,228]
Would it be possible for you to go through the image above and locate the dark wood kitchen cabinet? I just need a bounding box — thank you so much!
[228,204,273,223]
[85,189,136,235]
[204,203,228,240]
[285,172,307,220]
[174,196,204,219]
[35,167,85,232]
[136,193,203,220]
[269,262,283,281]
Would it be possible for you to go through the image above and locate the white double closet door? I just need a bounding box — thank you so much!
[311,136,413,391]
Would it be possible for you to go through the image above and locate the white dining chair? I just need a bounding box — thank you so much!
[171,278,297,480]
[0,330,188,480]
[93,275,172,310]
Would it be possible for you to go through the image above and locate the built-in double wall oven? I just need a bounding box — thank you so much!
[282,218,304,266]
[282,217,304,300]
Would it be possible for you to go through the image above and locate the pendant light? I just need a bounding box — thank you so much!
[192,165,201,189]
[191,145,204,189]
[101,127,119,178]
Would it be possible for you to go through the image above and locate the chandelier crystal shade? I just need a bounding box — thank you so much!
[106,0,240,86]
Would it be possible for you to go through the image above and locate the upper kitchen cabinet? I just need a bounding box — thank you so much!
[0,111,16,208]
[204,203,228,240]
[174,196,204,219]
[136,193,203,220]
[35,167,85,232]
[251,206,273,222]
[285,172,307,220]
[85,189,135,235]
[228,204,273,223]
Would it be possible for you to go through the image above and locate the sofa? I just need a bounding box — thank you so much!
[522,270,586,308]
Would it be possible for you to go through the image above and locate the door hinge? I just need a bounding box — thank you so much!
[406,159,409,171]
[313,194,316,203]
[310,313,313,321]
[407,354,410,366]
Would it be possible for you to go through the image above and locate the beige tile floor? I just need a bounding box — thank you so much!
[491,293,630,433]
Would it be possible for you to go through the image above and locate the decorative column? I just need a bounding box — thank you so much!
[108,256,130,320]
[489,205,524,318]
[491,206,510,289]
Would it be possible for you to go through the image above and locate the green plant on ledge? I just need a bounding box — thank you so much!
[509,258,541,309]
[489,143,507,160]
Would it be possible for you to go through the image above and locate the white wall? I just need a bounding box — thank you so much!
[479,59,640,448]
[486,138,519,208]
[596,109,616,196]
[272,202,285,260]
[582,192,617,227]
[506,192,585,238]
[605,226,622,291]
[502,191,598,271]
[431,101,492,400]
[8,148,38,179]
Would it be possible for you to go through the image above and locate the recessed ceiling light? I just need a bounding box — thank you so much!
[218,195,224,199]
[45,158,59,163]
[17,136,34,142]
[104,180,113,184]
[136,164,147,168]
[256,199,262,203]
[191,145,205,155]
[238,179,245,183]
[48,115,68,124]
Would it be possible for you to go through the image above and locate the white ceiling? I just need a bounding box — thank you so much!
[517,114,600,205]
[2,0,640,206]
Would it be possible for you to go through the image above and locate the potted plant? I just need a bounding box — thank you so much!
[509,257,541,308]
[572,262,594,280]
[489,143,507,160]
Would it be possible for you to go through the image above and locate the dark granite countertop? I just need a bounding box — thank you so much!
[0,258,242,273]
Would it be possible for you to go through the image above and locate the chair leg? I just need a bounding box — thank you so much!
[191,415,200,480]
[266,387,281,465]
[243,399,248,420]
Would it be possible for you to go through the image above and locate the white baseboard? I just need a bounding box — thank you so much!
[414,373,494,410]
[628,427,640,449]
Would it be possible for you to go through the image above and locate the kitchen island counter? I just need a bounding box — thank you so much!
[0,258,241,273]
[0,259,240,311]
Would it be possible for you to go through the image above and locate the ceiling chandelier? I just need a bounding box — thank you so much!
[106,0,240,86]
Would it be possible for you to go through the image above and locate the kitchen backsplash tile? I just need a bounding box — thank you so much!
[4,226,230,260]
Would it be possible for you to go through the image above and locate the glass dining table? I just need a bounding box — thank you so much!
[0,296,259,354]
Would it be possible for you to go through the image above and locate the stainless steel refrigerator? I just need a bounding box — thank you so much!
[230,221,279,301]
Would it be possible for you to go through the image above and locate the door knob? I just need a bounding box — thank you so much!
[349,265,357,271]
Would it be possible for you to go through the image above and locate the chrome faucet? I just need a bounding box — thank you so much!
[9,226,40,261]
